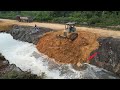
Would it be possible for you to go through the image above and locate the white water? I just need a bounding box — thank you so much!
[0,33,118,79]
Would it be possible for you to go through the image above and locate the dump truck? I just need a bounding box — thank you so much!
[16,15,33,22]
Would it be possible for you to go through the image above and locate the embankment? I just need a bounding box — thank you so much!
[90,37,120,77]
[6,26,53,44]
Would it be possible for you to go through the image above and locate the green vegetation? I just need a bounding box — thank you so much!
[0,70,46,79]
[1,11,120,29]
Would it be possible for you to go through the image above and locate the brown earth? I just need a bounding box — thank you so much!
[36,30,99,66]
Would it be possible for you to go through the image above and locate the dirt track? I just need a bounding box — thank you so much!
[1,18,120,38]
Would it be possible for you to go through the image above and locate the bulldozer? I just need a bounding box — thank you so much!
[57,22,78,41]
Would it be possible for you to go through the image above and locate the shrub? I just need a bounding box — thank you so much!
[88,16,101,25]
[0,71,46,79]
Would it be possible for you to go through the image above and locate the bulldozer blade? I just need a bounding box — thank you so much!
[69,33,78,41]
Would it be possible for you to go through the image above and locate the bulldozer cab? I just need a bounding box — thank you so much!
[65,22,76,33]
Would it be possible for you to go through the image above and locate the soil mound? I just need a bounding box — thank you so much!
[36,30,99,66]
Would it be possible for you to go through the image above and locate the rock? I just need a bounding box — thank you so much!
[7,26,53,45]
[12,67,22,72]
[9,64,22,72]
[0,53,5,61]
[72,64,87,71]
[32,51,41,59]
[77,62,82,67]
[9,64,16,69]
[90,37,120,77]
[0,52,41,79]
[83,64,120,79]
[2,60,9,65]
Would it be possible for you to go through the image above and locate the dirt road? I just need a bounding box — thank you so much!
[1,18,120,38]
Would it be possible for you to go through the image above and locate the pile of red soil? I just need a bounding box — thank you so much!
[36,30,99,66]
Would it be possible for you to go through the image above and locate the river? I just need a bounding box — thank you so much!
[0,33,118,79]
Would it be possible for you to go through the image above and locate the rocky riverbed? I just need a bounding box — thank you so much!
[0,25,120,79]
[0,53,45,79]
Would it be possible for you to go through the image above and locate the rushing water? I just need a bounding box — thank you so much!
[0,33,118,79]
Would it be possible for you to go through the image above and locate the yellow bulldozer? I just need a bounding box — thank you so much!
[57,22,78,41]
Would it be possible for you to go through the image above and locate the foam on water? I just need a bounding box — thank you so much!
[0,33,118,79]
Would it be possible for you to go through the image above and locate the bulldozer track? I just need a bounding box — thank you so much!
[69,33,78,41]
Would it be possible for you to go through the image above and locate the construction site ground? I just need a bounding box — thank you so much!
[1,18,120,66]
[36,31,99,66]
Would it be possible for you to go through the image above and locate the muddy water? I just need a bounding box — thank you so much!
[0,33,119,79]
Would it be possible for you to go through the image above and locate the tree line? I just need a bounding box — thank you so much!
[0,11,120,27]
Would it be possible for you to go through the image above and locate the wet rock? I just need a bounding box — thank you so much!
[32,51,41,58]
[2,60,9,65]
[72,64,88,71]
[0,48,29,76]
[0,54,8,72]
[12,67,22,72]
[9,64,22,72]
[7,26,53,44]
[90,37,120,77]
[0,53,6,61]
